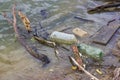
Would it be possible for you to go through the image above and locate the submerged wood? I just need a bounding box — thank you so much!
[74,16,94,23]
[34,36,56,48]
[5,5,50,66]
[88,3,120,14]
[34,36,60,59]
[92,19,120,45]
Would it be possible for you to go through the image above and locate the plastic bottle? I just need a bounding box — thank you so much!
[77,43,103,60]
[50,31,77,45]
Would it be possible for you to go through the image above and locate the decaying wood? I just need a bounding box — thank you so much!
[92,19,120,45]
[70,57,99,80]
[88,3,120,14]
[34,36,56,48]
[71,45,83,70]
[18,11,32,32]
[34,36,59,59]
[74,16,94,23]
[4,5,50,66]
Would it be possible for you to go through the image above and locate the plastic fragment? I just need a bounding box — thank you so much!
[72,66,77,70]
[50,31,77,45]
[96,69,102,75]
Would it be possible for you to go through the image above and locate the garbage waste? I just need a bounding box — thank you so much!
[96,69,102,75]
[50,31,77,45]
[77,43,103,60]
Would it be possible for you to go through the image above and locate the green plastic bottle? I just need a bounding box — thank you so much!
[77,43,103,60]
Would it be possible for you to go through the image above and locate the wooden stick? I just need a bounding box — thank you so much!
[8,4,50,66]
[70,57,99,80]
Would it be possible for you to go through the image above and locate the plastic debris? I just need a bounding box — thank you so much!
[77,43,103,60]
[72,66,77,70]
[50,31,77,45]
[96,69,102,75]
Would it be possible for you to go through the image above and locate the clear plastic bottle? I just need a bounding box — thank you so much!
[50,31,77,45]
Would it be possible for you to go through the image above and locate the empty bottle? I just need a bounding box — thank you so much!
[77,43,103,60]
[50,31,77,45]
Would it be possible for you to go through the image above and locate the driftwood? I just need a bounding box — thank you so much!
[71,45,83,70]
[4,5,50,66]
[88,3,120,14]
[18,11,32,32]
[70,57,99,80]
[34,36,56,48]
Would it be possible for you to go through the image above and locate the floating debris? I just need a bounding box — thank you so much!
[74,16,94,23]
[18,11,32,32]
[50,31,77,45]
[77,43,103,60]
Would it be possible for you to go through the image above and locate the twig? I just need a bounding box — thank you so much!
[4,4,50,66]
[34,36,59,59]
[70,57,99,80]
[33,36,56,47]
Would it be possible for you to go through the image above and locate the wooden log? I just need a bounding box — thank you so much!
[88,3,120,14]
[92,19,120,45]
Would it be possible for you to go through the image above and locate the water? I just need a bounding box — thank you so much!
[0,0,119,80]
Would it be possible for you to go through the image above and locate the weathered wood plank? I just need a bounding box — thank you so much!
[92,19,120,45]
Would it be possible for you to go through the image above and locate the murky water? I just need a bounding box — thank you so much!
[0,0,120,80]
